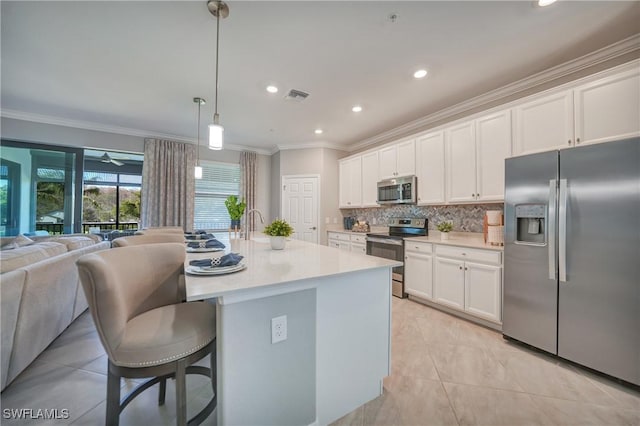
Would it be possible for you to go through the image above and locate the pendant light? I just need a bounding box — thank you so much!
[207,0,229,150]
[193,97,206,179]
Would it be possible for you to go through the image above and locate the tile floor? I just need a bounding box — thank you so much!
[2,297,639,425]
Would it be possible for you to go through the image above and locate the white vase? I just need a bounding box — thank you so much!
[441,232,449,241]
[270,236,286,250]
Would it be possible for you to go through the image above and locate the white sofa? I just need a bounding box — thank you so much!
[0,235,111,390]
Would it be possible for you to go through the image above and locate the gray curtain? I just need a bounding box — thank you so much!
[141,138,195,231]
[240,151,258,231]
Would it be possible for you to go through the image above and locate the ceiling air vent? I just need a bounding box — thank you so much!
[284,89,309,102]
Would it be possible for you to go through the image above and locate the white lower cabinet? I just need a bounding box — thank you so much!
[432,245,502,324]
[434,256,465,310]
[404,242,433,300]
[464,262,502,323]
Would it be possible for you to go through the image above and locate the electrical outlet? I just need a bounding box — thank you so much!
[271,315,287,344]
[325,217,330,224]
[372,217,377,225]
[333,217,337,224]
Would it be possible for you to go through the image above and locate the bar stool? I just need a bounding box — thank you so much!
[76,243,216,426]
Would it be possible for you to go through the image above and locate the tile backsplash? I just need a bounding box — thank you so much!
[342,204,504,233]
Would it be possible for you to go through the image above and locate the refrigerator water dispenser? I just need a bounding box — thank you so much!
[515,204,546,245]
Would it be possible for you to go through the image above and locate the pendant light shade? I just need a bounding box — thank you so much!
[194,97,206,179]
[207,0,228,151]
[208,123,224,150]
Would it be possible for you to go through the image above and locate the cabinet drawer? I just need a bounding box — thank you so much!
[405,241,433,254]
[351,234,367,244]
[435,245,501,265]
[328,232,351,242]
[328,240,340,249]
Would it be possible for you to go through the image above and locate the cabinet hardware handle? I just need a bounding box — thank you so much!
[405,257,408,260]
[568,139,571,145]
[576,137,581,144]
[462,253,466,255]
[459,266,463,270]
[465,267,468,270]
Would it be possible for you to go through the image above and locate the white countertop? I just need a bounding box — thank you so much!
[185,237,402,301]
[409,232,504,252]
[327,228,503,251]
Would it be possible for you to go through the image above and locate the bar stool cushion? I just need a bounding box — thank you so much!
[113,302,215,368]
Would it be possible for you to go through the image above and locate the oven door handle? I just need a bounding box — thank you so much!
[366,237,403,246]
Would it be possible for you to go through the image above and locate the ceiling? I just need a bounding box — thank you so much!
[2,1,639,153]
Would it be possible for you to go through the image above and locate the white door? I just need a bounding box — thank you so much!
[513,90,574,155]
[282,175,319,244]
[395,139,416,177]
[446,121,477,203]
[464,262,502,323]
[378,146,397,179]
[574,67,640,146]
[476,110,512,202]
[405,251,433,300]
[361,151,379,207]
[416,131,445,205]
[434,257,465,310]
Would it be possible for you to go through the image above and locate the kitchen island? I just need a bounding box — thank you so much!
[185,238,401,425]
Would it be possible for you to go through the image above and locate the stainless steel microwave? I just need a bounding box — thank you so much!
[376,175,417,205]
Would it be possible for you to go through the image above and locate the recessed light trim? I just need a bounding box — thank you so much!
[413,69,428,79]
[266,85,278,93]
[538,0,557,6]
[314,129,323,135]
[352,105,363,113]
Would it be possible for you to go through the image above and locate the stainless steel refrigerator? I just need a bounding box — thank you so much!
[503,138,639,386]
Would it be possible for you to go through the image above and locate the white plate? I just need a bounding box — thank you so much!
[186,247,225,253]
[186,263,246,275]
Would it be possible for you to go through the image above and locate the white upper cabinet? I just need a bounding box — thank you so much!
[574,67,640,146]
[446,121,477,203]
[513,90,574,156]
[476,110,512,202]
[361,151,379,207]
[514,64,639,156]
[415,131,445,205]
[378,139,416,179]
[338,156,362,208]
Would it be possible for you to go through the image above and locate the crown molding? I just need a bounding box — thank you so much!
[349,34,640,152]
[275,141,348,152]
[0,109,273,156]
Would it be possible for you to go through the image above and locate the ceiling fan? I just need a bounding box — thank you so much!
[100,152,124,166]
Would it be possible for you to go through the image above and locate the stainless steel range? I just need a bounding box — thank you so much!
[366,218,428,298]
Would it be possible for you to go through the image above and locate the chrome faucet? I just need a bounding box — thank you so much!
[244,209,265,240]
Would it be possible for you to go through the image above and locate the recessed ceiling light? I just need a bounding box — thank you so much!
[413,69,428,79]
[538,0,557,6]
[266,85,278,93]
[314,129,323,135]
[352,105,363,113]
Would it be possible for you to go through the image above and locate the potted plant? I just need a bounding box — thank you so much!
[437,221,453,240]
[263,219,294,250]
[225,195,246,230]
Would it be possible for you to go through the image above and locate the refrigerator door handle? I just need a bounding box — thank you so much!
[548,180,557,280]
[559,179,568,282]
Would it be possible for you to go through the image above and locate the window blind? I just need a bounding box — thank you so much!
[194,162,240,230]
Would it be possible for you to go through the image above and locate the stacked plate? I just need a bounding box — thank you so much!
[186,263,246,275]
[186,246,225,253]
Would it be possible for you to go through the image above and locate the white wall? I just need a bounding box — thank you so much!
[276,147,347,245]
